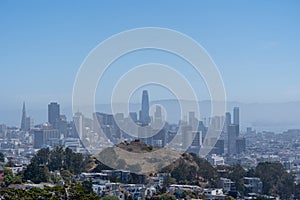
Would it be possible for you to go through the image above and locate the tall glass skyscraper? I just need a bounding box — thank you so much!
[48,102,60,126]
[140,90,150,126]
[233,107,239,125]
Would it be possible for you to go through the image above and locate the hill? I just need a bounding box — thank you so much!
[94,140,218,187]
[95,140,181,174]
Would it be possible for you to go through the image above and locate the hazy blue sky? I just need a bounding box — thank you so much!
[1,0,300,113]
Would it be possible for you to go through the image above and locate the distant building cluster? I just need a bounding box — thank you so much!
[0,90,248,167]
[2,90,300,199]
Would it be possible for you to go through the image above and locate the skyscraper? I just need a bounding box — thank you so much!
[153,105,163,129]
[25,116,34,131]
[129,112,138,122]
[228,124,239,155]
[140,90,150,126]
[33,128,60,149]
[233,107,239,125]
[48,102,60,127]
[225,112,231,131]
[73,112,84,139]
[20,102,26,131]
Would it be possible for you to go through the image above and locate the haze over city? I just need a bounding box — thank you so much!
[1,1,300,131]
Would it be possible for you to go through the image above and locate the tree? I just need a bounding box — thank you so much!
[228,165,246,195]
[160,193,176,200]
[67,183,100,200]
[22,147,91,184]
[254,162,295,198]
[23,162,50,183]
[60,169,73,183]
[102,196,119,200]
[2,167,13,187]
[1,167,22,187]
[0,185,100,199]
[64,147,74,170]
[225,196,235,200]
[161,153,219,186]
[5,157,14,167]
[82,180,94,194]
[32,148,50,165]
[48,146,65,171]
[0,152,4,162]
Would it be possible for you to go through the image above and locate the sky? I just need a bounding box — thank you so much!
[0,1,300,125]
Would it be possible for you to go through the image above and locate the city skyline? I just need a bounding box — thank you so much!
[2,98,300,132]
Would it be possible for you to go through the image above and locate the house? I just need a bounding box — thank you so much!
[203,188,226,200]
[244,177,263,195]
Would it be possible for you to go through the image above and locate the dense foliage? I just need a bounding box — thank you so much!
[0,184,100,200]
[1,167,22,187]
[217,162,296,199]
[254,162,295,199]
[161,153,297,199]
[160,153,218,186]
[23,146,89,183]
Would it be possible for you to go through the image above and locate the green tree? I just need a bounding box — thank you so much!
[228,165,246,195]
[1,167,22,187]
[82,180,94,194]
[32,147,50,165]
[60,169,73,183]
[48,146,65,171]
[68,183,100,200]
[23,162,50,183]
[160,193,176,200]
[102,196,119,200]
[0,152,5,162]
[5,157,14,167]
[2,167,14,187]
[225,196,235,200]
[64,147,74,170]
[254,162,295,198]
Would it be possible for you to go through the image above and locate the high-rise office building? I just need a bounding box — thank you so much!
[20,102,26,131]
[228,124,239,155]
[33,128,60,149]
[233,107,239,125]
[0,124,7,138]
[189,111,199,129]
[129,112,138,122]
[153,105,164,129]
[48,102,60,126]
[225,112,231,132]
[140,90,150,126]
[187,131,202,155]
[58,115,68,137]
[154,105,162,121]
[25,116,34,131]
[33,129,44,149]
[236,137,246,154]
[211,139,225,155]
[73,112,84,139]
